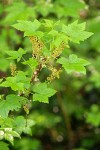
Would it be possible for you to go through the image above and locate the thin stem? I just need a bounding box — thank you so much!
[30,64,42,83]
[56,92,74,149]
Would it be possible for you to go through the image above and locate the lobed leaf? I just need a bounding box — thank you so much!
[57,54,90,75]
[0,95,22,118]
[12,19,41,36]
[14,116,35,135]
[22,58,38,69]
[33,83,56,103]
[6,48,26,62]
[62,20,93,43]
[0,71,30,91]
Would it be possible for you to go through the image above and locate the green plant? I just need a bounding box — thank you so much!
[0,19,93,148]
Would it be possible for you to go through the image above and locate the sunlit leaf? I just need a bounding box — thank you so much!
[12,19,41,36]
[6,48,26,62]
[57,54,90,75]
[62,20,93,43]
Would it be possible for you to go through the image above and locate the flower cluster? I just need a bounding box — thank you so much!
[52,41,67,59]
[29,36,44,60]
[47,66,62,82]
[10,63,16,76]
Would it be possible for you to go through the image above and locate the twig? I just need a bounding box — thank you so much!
[30,64,42,83]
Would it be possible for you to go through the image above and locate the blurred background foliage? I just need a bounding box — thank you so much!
[0,0,100,150]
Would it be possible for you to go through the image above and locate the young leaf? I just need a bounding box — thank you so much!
[6,48,26,62]
[62,20,93,43]
[33,83,56,103]
[0,94,21,118]
[22,58,38,69]
[12,19,41,36]
[57,54,90,75]
[43,19,60,28]
[54,34,68,47]
[48,30,58,36]
[43,19,54,28]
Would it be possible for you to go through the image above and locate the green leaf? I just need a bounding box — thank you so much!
[48,30,58,36]
[9,130,20,138]
[2,128,20,145]
[62,20,93,43]
[32,31,44,38]
[86,105,100,127]
[0,117,14,128]
[0,95,21,118]
[4,133,14,145]
[22,58,38,69]
[15,116,35,135]
[0,77,24,91]
[0,71,30,91]
[0,130,4,140]
[6,48,26,62]
[12,19,41,36]
[42,47,51,56]
[53,34,68,47]
[43,19,60,28]
[43,19,54,28]
[33,94,48,103]
[15,71,30,89]
[57,54,90,75]
[0,142,9,150]
[33,83,56,103]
